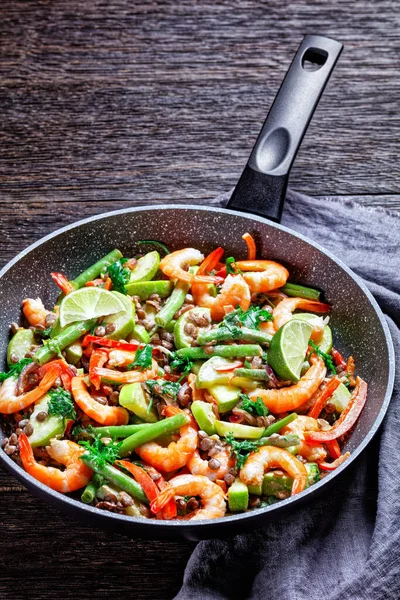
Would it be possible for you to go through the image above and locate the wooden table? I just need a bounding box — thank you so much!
[0,1,399,598]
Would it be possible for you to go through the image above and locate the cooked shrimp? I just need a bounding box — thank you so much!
[281,415,327,462]
[18,433,92,493]
[249,354,326,413]
[240,445,307,496]
[159,248,215,283]
[151,474,226,520]
[234,260,289,294]
[0,365,61,414]
[107,349,136,368]
[135,408,198,472]
[22,298,52,327]
[188,448,234,482]
[91,358,158,385]
[272,298,330,341]
[192,273,251,321]
[71,376,129,425]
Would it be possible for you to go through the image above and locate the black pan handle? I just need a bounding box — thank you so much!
[227,35,343,222]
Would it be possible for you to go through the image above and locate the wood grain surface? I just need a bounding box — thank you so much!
[0,1,399,599]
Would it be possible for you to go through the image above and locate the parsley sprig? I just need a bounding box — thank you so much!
[146,379,181,400]
[79,436,122,468]
[0,358,33,383]
[107,259,130,294]
[48,387,76,420]
[221,305,273,331]
[170,354,194,381]
[308,340,336,374]
[127,344,153,370]
[225,256,242,275]
[225,433,259,469]
[239,393,268,416]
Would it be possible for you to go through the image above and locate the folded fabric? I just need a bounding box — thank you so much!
[175,190,400,600]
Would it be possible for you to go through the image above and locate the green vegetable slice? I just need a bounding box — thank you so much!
[128,251,160,283]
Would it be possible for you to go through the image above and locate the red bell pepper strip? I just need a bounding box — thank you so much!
[304,378,368,443]
[325,439,341,460]
[116,460,160,504]
[242,233,256,260]
[82,336,155,353]
[89,349,109,390]
[331,348,347,369]
[215,266,227,278]
[318,452,350,471]
[308,377,341,419]
[50,272,74,295]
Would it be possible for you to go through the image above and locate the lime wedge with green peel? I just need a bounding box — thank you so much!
[103,291,135,340]
[128,251,160,283]
[293,313,332,354]
[268,320,313,382]
[59,287,125,327]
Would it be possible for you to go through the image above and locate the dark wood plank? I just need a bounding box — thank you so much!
[0,1,399,598]
[0,0,399,202]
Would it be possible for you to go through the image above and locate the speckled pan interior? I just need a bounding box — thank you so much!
[0,205,395,540]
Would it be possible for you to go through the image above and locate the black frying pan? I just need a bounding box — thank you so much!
[0,36,395,540]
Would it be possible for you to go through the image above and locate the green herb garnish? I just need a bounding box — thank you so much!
[0,358,33,383]
[79,436,122,468]
[127,344,153,370]
[240,393,268,416]
[309,340,336,374]
[221,305,273,331]
[48,387,76,420]
[146,379,181,399]
[170,354,194,381]
[225,433,259,469]
[107,259,130,294]
[33,326,53,339]
[225,257,242,275]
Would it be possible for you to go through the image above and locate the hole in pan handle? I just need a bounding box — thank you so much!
[226,35,343,223]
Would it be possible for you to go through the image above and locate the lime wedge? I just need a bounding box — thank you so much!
[293,313,332,354]
[268,320,313,382]
[59,287,125,327]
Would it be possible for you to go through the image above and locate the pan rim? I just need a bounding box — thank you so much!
[0,204,395,531]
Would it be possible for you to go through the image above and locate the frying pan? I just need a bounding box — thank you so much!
[0,35,395,540]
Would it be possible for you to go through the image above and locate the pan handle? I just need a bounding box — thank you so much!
[226,35,343,222]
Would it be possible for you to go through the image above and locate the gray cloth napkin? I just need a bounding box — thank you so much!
[175,190,400,600]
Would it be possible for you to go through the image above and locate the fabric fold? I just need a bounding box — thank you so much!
[175,190,399,600]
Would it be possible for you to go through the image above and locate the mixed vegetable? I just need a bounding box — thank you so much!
[0,235,368,520]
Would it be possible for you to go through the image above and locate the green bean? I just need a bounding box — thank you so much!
[256,433,300,448]
[81,473,103,504]
[33,319,96,365]
[118,413,189,457]
[176,344,263,360]
[197,327,272,345]
[72,249,123,289]
[233,368,269,381]
[280,283,321,301]
[91,424,152,438]
[80,456,148,503]
[263,413,298,437]
[155,280,190,328]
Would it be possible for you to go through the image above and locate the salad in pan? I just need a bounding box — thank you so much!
[0,234,367,520]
